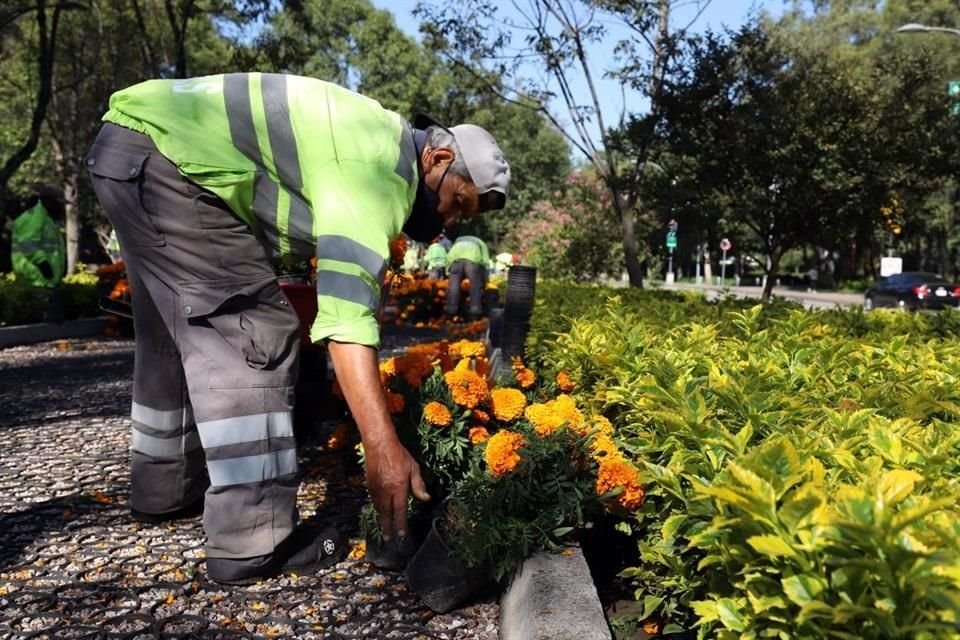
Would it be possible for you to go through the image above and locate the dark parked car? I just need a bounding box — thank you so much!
[864,272,960,311]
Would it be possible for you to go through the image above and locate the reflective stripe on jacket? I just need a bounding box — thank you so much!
[102,73,418,346]
[11,202,64,288]
[446,235,490,267]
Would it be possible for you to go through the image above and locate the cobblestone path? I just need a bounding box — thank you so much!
[0,338,498,639]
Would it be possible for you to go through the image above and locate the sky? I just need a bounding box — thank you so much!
[369,0,789,150]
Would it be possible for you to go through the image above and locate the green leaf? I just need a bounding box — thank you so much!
[639,595,664,620]
[782,574,826,606]
[691,600,719,624]
[552,526,574,537]
[716,598,746,632]
[747,534,798,559]
[877,469,922,506]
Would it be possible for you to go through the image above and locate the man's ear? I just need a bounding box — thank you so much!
[423,146,455,172]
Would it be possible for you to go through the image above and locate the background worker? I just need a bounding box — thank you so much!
[424,237,448,279]
[11,186,66,321]
[85,73,510,585]
[445,235,490,318]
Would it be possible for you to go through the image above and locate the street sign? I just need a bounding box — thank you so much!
[720,238,732,252]
[880,257,902,277]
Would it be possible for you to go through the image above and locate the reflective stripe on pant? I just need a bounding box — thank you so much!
[126,265,207,516]
[445,259,487,316]
[86,123,302,560]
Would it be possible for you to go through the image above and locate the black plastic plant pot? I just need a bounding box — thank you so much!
[404,518,490,614]
[364,534,419,571]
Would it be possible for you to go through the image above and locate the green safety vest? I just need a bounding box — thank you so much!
[425,242,447,269]
[447,235,490,268]
[11,202,64,288]
[102,73,419,347]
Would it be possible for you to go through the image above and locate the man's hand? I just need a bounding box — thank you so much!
[364,437,430,539]
[327,341,430,539]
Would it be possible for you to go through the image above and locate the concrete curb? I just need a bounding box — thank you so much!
[500,546,612,640]
[0,317,108,349]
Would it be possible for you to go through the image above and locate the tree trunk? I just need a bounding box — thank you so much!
[761,244,784,302]
[53,138,80,273]
[619,201,643,287]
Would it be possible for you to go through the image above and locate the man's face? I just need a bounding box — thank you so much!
[423,147,480,227]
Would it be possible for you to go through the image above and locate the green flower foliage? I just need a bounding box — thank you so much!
[531,288,960,639]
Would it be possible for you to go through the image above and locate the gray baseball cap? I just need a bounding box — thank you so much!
[414,114,511,210]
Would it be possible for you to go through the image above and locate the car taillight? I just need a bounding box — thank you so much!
[953,287,960,296]
[914,285,929,296]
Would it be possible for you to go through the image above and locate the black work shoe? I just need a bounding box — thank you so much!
[279,525,346,574]
[130,499,203,525]
[206,553,278,586]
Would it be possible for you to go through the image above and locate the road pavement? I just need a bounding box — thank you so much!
[658,282,864,310]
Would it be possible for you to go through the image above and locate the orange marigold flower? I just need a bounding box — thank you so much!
[525,402,564,436]
[484,430,525,476]
[444,369,488,409]
[556,371,575,393]
[326,422,353,451]
[515,367,535,389]
[596,455,645,510]
[423,401,452,427]
[489,388,527,422]
[385,391,405,414]
[469,426,490,444]
[389,234,408,265]
[397,353,434,388]
[510,355,526,372]
[472,409,490,424]
[475,356,491,379]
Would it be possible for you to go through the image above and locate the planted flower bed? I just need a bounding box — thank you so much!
[526,283,960,639]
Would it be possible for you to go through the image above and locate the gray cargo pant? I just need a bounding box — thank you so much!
[445,259,487,316]
[85,123,301,562]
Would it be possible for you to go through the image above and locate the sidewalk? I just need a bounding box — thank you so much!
[658,281,864,309]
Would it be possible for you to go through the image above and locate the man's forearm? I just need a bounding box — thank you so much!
[326,341,397,446]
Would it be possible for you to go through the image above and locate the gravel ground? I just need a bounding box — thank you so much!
[0,336,498,640]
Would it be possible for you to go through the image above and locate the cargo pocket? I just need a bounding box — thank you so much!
[85,144,165,247]
[180,277,300,383]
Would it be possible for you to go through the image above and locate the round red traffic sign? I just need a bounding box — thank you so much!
[720,238,732,251]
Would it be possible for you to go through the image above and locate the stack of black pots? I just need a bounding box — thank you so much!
[501,265,537,359]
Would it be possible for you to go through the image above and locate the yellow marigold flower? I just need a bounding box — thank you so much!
[489,388,527,422]
[556,371,575,393]
[423,401,452,427]
[379,358,397,382]
[385,391,405,414]
[348,540,366,560]
[449,339,487,359]
[469,426,490,444]
[472,409,490,424]
[326,422,353,451]
[515,367,535,389]
[397,353,434,388]
[552,394,584,430]
[590,433,619,458]
[484,430,525,476]
[525,402,564,437]
[591,415,614,437]
[444,369,488,408]
[510,355,526,371]
[596,455,645,510]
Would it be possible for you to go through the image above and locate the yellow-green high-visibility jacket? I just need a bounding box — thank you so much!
[12,202,65,288]
[103,73,418,347]
[447,236,490,268]
[425,242,447,269]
